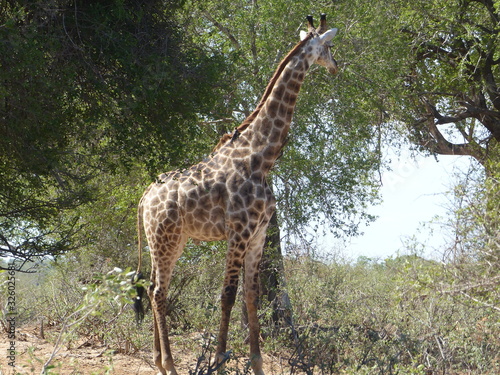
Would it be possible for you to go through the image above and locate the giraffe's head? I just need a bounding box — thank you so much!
[300,14,338,75]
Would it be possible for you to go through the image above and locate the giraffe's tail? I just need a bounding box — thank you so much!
[132,188,148,324]
[132,271,145,325]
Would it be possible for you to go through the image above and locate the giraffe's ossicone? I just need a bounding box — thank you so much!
[136,14,338,375]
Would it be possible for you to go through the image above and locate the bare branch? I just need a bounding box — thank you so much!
[203,12,241,50]
[424,125,476,157]
[198,118,235,126]
[460,291,500,312]
[414,99,485,160]
[441,275,500,294]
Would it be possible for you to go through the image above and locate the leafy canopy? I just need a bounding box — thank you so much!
[0,0,229,267]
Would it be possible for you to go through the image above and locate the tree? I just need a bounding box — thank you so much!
[312,1,498,167]
[441,165,500,313]
[397,0,500,167]
[333,0,500,313]
[0,0,228,269]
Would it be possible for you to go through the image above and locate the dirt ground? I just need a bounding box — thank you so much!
[0,324,157,375]
[0,324,288,375]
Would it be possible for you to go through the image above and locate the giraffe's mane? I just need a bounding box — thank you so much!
[212,32,314,153]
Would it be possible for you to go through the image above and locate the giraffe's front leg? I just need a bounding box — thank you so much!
[215,236,245,372]
[244,231,266,375]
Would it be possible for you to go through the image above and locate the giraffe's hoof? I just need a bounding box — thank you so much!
[156,368,177,375]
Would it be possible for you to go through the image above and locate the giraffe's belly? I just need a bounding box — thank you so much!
[182,206,227,241]
[176,175,229,241]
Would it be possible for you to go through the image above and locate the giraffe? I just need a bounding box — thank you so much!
[136,14,338,375]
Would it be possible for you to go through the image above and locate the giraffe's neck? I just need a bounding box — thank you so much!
[224,46,313,174]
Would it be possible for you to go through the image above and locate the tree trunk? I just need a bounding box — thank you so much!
[259,210,294,332]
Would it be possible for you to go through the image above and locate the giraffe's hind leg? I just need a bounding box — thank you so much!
[148,235,187,375]
[145,269,163,373]
[151,307,168,375]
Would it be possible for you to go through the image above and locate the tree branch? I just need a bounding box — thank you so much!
[460,291,500,312]
[482,53,500,112]
[198,117,235,126]
[203,12,241,50]
[414,99,484,160]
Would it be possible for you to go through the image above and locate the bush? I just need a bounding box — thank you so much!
[283,254,499,374]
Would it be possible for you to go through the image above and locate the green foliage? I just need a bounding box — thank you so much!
[0,0,229,265]
[426,160,500,318]
[2,0,498,270]
[366,0,499,162]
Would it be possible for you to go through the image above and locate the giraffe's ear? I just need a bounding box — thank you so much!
[300,30,309,41]
[319,28,338,44]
